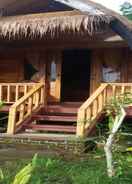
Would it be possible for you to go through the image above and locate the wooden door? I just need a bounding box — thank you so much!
[47,51,62,103]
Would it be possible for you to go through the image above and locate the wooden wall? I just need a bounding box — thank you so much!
[0,55,24,83]
[0,51,48,83]
[0,49,61,102]
[90,48,128,93]
[126,49,132,82]
[0,47,131,103]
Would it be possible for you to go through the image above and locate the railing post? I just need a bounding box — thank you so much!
[39,79,46,106]
[7,107,16,135]
[40,87,45,105]
[76,110,86,137]
[0,85,2,102]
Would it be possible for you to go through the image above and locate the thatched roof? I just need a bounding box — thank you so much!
[0,0,132,47]
[56,0,132,48]
[0,10,113,39]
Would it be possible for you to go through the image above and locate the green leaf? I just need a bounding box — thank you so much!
[45,158,53,168]
[0,168,4,181]
[12,163,33,184]
[0,101,3,108]
[32,153,38,168]
[108,116,114,131]
[126,147,132,152]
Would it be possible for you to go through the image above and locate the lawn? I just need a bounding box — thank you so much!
[1,151,132,184]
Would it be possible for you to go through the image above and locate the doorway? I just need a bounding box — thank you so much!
[61,49,91,102]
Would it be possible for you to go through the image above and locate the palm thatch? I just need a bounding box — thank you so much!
[0,10,113,39]
[56,0,132,48]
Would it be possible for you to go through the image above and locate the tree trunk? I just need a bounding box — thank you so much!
[104,107,126,177]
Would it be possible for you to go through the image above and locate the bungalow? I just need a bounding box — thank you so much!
[0,0,132,138]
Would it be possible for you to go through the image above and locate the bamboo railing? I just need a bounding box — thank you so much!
[77,83,132,137]
[7,83,45,134]
[0,83,35,104]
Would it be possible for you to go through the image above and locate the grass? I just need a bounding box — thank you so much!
[1,152,132,184]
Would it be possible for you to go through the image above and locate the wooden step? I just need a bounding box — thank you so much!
[48,102,82,107]
[32,115,77,122]
[25,124,76,133]
[42,105,78,115]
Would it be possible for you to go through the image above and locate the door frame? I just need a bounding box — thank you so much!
[46,50,62,103]
[61,49,92,102]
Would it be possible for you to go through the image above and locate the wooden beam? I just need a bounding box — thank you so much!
[110,20,132,49]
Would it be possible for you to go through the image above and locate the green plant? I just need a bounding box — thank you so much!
[104,92,132,177]
[106,92,132,126]
[0,154,38,184]
[120,2,132,20]
[0,101,3,108]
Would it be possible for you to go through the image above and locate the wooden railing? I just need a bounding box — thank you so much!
[7,83,45,134]
[77,83,132,137]
[0,83,36,104]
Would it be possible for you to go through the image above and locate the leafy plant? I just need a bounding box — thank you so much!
[0,168,4,181]
[120,1,132,20]
[0,154,38,184]
[0,101,3,108]
[104,92,132,177]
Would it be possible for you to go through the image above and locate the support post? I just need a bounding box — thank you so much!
[7,107,16,134]
[76,110,86,137]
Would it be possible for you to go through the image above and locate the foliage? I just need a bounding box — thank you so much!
[105,92,132,131]
[0,154,38,184]
[0,101,3,108]
[120,2,132,20]
[104,92,132,177]
[1,154,132,184]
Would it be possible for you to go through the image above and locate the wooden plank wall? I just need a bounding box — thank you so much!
[90,48,128,93]
[25,51,47,82]
[0,55,24,82]
[90,50,102,94]
[126,49,132,82]
[0,47,131,103]
[0,49,62,103]
[0,51,47,82]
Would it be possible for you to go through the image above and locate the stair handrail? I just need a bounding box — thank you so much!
[7,82,45,135]
[77,83,109,137]
[77,82,132,137]
[0,82,36,104]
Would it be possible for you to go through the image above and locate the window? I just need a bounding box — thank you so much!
[50,60,57,81]
[102,51,121,83]
[102,63,121,82]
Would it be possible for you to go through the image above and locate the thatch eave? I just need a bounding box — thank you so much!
[0,10,114,40]
[55,0,132,48]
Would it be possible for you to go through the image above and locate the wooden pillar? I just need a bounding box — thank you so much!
[90,50,102,94]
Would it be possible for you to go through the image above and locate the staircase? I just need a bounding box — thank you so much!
[5,82,132,139]
[23,102,81,135]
